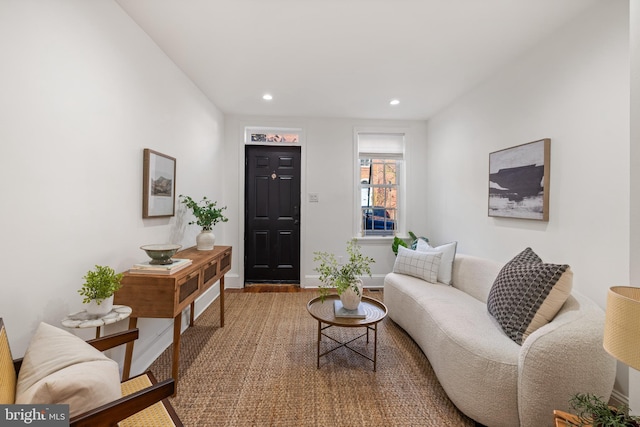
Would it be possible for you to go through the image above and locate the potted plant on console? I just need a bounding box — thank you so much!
[179,195,228,251]
[78,265,123,317]
[313,239,375,310]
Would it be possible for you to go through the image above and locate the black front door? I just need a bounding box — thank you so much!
[245,145,301,283]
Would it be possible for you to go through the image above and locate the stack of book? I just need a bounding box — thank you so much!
[333,300,366,318]
[129,258,192,275]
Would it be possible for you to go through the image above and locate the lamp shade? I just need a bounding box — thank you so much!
[603,286,640,371]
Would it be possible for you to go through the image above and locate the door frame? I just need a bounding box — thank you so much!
[238,125,306,287]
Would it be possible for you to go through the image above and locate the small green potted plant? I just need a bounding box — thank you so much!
[313,239,375,309]
[78,265,123,316]
[566,393,640,427]
[179,195,228,251]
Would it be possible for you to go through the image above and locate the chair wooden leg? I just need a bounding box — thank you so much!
[122,317,138,380]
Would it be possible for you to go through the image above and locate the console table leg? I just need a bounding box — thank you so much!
[189,302,195,327]
[172,314,181,396]
[220,276,225,327]
[123,317,138,380]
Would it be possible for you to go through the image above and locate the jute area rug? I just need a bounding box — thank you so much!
[148,291,475,426]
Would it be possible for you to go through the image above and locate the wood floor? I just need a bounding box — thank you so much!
[235,284,306,293]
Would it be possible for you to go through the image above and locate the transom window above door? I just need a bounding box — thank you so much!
[245,127,302,145]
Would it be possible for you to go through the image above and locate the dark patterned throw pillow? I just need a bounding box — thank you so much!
[487,248,572,345]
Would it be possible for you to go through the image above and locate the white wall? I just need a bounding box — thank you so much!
[223,115,429,288]
[0,0,226,374]
[424,0,630,399]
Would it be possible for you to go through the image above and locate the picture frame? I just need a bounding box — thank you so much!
[488,139,550,221]
[143,148,176,218]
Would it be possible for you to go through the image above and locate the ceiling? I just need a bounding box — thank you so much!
[115,0,602,121]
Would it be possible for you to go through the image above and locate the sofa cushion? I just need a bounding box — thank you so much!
[393,246,442,283]
[417,240,457,285]
[487,248,572,345]
[451,254,503,303]
[15,322,121,417]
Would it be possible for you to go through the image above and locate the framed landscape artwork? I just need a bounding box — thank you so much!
[488,139,550,221]
[143,148,176,218]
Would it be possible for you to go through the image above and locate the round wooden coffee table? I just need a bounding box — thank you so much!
[307,294,387,371]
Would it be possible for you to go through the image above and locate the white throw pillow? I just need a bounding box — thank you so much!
[393,246,442,284]
[15,322,121,417]
[416,240,457,285]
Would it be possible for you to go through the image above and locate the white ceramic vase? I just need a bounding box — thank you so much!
[340,279,363,310]
[86,295,113,317]
[196,229,215,251]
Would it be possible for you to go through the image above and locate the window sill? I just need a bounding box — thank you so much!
[353,236,396,245]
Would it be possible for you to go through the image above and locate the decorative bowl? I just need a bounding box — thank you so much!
[140,244,182,265]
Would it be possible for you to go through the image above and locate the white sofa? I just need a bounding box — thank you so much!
[383,253,616,427]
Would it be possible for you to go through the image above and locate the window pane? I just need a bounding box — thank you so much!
[385,162,397,185]
[371,187,385,206]
[250,133,299,143]
[371,162,385,185]
[360,157,398,236]
[369,160,397,185]
[369,183,397,208]
[361,206,395,236]
[361,186,370,207]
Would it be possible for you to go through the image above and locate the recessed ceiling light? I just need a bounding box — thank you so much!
[263,94,273,101]
[390,99,400,106]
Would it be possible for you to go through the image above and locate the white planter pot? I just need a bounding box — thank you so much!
[86,295,113,317]
[340,279,363,310]
[196,230,215,251]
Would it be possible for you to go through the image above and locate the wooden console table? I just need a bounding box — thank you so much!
[114,245,232,394]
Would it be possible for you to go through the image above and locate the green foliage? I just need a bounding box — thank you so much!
[567,393,640,427]
[179,195,228,231]
[391,231,429,255]
[313,239,375,301]
[392,236,408,255]
[78,265,123,304]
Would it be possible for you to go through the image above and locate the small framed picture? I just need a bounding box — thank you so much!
[143,149,176,218]
[488,139,550,221]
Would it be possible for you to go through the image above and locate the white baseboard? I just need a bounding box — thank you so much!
[609,388,629,408]
[224,273,242,289]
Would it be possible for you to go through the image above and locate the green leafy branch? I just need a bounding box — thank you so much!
[179,195,228,231]
[313,239,375,300]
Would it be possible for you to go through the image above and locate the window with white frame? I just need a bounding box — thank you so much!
[357,132,404,237]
